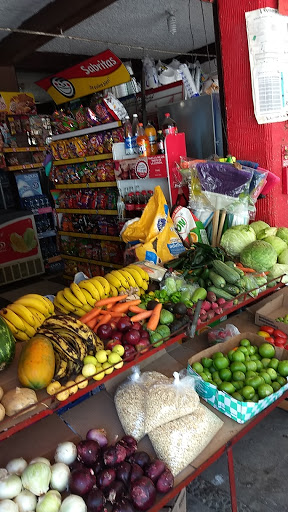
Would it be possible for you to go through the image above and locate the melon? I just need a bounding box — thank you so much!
[0,316,16,371]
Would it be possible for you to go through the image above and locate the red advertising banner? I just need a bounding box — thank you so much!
[279,0,288,15]
[0,218,39,264]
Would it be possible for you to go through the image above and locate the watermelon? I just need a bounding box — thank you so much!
[0,316,16,371]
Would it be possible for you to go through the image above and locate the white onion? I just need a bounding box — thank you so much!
[0,474,22,500]
[36,490,61,512]
[6,459,27,477]
[0,470,8,480]
[50,463,70,492]
[54,442,77,465]
[0,499,19,512]
[21,463,51,497]
[29,458,50,467]
[14,490,36,512]
[59,495,87,512]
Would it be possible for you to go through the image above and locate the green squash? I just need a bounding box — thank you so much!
[0,316,16,371]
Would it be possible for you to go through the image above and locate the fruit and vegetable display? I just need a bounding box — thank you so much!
[191,339,288,402]
[257,326,288,348]
[0,429,176,512]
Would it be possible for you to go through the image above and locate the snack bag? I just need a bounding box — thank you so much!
[172,206,209,246]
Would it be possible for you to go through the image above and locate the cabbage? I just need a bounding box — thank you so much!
[240,241,277,272]
[278,248,288,264]
[220,225,256,257]
[263,235,287,256]
[257,227,277,240]
[249,221,270,237]
[277,227,288,245]
[267,263,288,286]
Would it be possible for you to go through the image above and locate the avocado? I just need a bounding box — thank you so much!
[173,302,187,317]
[163,302,174,313]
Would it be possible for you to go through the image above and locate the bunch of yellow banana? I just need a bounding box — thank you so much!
[54,276,111,317]
[38,315,104,381]
[105,265,149,296]
[0,294,54,342]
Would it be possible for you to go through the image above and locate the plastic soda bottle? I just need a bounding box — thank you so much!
[136,123,151,157]
[132,114,139,154]
[145,122,157,155]
[123,115,133,155]
[157,130,165,154]
[162,113,178,136]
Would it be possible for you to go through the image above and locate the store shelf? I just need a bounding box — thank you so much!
[60,254,122,269]
[38,230,56,239]
[56,208,118,215]
[7,162,44,171]
[55,181,117,189]
[58,231,121,241]
[3,146,46,153]
[47,255,62,263]
[53,153,113,166]
[51,121,121,141]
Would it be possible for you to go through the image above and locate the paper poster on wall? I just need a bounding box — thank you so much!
[245,8,288,124]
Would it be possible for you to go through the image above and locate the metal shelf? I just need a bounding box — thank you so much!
[60,254,122,269]
[7,163,44,171]
[3,146,46,153]
[55,181,117,189]
[56,208,118,215]
[53,153,113,166]
[58,231,121,242]
[51,121,121,141]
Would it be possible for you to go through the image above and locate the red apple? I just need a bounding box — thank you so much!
[135,338,150,353]
[123,329,141,346]
[112,330,123,342]
[97,323,113,341]
[117,317,132,332]
[123,344,137,362]
[139,329,149,339]
[106,339,122,350]
[131,321,142,331]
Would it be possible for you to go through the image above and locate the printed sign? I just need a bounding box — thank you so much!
[36,50,130,104]
[0,217,39,264]
[0,92,36,114]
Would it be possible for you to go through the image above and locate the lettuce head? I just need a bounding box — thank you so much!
[220,225,256,257]
[240,240,277,272]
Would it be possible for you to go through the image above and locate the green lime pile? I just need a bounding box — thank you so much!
[192,339,288,402]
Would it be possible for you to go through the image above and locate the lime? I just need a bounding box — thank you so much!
[212,351,224,360]
[192,362,204,374]
[230,361,246,373]
[272,381,281,392]
[245,355,251,361]
[277,375,287,386]
[240,338,251,347]
[266,368,278,380]
[260,371,272,385]
[261,358,271,368]
[258,383,274,399]
[251,393,259,403]
[232,392,244,401]
[219,368,232,381]
[210,365,216,373]
[242,385,255,400]
[228,349,236,361]
[245,361,257,372]
[250,354,260,361]
[232,380,244,390]
[248,345,256,355]
[278,360,288,377]
[231,350,245,363]
[238,346,249,355]
[245,376,263,389]
[232,371,246,382]
[218,382,236,394]
[213,356,230,370]
[252,345,259,353]
[268,358,279,371]
[246,370,257,379]
[201,357,213,369]
[259,343,275,358]
[199,372,210,382]
[213,377,222,386]
[255,360,263,372]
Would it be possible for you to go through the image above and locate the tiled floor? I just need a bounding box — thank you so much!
[0,274,65,307]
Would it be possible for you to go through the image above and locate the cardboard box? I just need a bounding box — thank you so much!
[187,332,288,424]
[255,288,288,334]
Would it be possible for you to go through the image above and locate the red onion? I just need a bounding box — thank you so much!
[86,428,108,448]
[106,480,126,503]
[92,459,104,476]
[116,462,131,487]
[117,318,132,332]
[130,463,144,483]
[131,322,141,331]
[103,443,126,467]
[86,487,105,512]
[145,460,166,483]
[69,467,96,496]
[156,469,174,494]
[112,499,135,512]
[70,459,84,472]
[97,468,116,490]
[98,323,113,340]
[139,330,149,339]
[123,330,140,346]
[129,452,151,469]
[119,435,137,457]
[131,476,156,510]
[77,440,101,467]
[123,345,137,362]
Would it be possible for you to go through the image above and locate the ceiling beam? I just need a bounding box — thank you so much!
[17,52,91,74]
[0,0,118,66]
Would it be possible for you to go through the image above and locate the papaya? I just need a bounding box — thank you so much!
[17,335,55,390]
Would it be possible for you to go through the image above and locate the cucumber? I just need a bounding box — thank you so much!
[208,270,226,288]
[223,284,240,296]
[191,287,207,302]
[225,261,236,268]
[207,286,234,300]
[197,277,206,288]
[0,316,16,371]
[201,268,210,281]
[212,260,240,284]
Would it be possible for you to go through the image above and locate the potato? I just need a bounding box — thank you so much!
[0,404,5,422]
[1,387,37,417]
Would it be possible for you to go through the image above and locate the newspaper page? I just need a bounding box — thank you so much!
[245,8,288,124]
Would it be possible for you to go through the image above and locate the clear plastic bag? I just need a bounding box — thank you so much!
[144,372,199,434]
[149,405,223,476]
[114,367,169,441]
[208,324,240,346]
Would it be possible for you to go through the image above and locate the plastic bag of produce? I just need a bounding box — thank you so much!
[144,372,199,434]
[149,404,223,476]
[208,324,240,346]
[114,367,169,441]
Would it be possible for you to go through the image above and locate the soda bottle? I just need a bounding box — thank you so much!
[145,122,157,155]
[123,115,134,155]
[157,130,165,154]
[132,114,139,154]
[162,113,178,136]
[136,123,151,157]
[134,191,143,215]
[125,192,135,218]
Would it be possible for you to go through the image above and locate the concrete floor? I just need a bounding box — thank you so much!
[0,276,287,512]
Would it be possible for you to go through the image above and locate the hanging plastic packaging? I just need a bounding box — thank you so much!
[178,64,198,98]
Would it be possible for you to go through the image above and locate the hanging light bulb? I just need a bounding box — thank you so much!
[167,11,177,35]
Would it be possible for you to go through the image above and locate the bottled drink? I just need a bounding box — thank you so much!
[125,192,135,218]
[124,115,133,155]
[136,123,151,157]
[134,191,142,214]
[145,122,157,155]
[162,113,178,136]
[132,113,139,154]
[157,130,165,154]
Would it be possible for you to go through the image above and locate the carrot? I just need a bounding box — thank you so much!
[131,310,153,323]
[236,263,256,273]
[147,303,162,331]
[112,299,141,314]
[80,307,101,324]
[95,295,128,307]
[86,316,99,330]
[99,309,123,317]
[93,313,111,333]
[106,303,113,310]
[129,305,147,314]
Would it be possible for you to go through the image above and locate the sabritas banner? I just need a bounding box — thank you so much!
[36,50,130,104]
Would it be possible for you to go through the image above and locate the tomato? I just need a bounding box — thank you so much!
[257,331,271,338]
[273,329,287,339]
[265,336,275,344]
[274,337,286,347]
[260,326,275,335]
